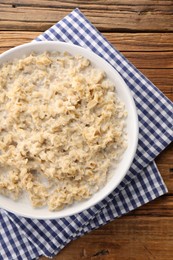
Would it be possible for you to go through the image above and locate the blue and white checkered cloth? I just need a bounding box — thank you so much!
[0,8,173,260]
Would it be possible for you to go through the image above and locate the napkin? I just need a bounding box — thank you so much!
[0,8,172,260]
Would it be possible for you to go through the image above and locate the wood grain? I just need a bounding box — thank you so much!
[0,1,173,259]
[0,0,173,32]
[1,31,173,51]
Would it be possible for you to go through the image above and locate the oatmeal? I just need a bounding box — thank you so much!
[0,51,127,211]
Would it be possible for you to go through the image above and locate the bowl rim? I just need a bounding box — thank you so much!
[0,41,139,219]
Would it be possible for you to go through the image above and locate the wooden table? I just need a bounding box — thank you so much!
[0,1,173,259]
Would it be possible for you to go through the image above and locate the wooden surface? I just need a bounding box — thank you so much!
[0,1,173,259]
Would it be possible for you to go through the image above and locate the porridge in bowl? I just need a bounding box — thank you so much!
[0,51,127,211]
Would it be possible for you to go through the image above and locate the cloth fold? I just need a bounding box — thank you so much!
[0,8,172,260]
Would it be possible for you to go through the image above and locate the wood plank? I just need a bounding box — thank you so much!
[104,32,173,51]
[0,31,173,52]
[140,69,173,89]
[123,52,173,69]
[40,216,173,260]
[0,0,173,32]
[2,0,173,9]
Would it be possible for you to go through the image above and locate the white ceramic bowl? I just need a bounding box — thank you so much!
[0,42,138,219]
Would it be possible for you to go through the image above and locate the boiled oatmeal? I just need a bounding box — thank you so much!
[0,51,127,211]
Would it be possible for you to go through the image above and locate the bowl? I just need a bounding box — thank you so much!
[0,42,138,219]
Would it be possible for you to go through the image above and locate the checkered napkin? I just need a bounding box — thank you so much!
[0,8,173,260]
